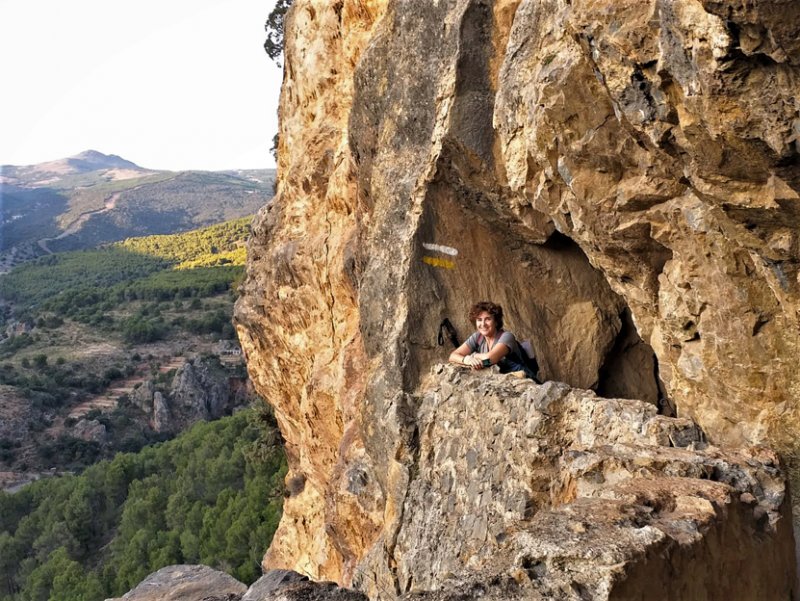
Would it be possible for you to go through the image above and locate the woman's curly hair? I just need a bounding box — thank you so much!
[468,301,504,330]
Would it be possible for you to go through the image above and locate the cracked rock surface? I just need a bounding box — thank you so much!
[234,0,800,597]
[352,365,795,599]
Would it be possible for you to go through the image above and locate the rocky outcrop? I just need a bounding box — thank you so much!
[234,0,800,596]
[72,418,107,444]
[241,570,309,601]
[153,391,170,433]
[353,366,796,599]
[131,356,248,434]
[113,568,364,601]
[107,565,246,601]
[169,357,235,426]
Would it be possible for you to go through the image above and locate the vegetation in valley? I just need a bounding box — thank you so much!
[0,217,250,324]
[0,409,287,601]
[0,218,253,473]
[0,172,284,601]
[118,215,250,268]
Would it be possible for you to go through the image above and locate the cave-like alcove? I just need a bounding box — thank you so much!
[406,176,666,410]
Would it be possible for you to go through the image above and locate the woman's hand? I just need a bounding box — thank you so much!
[463,355,485,370]
[449,344,492,370]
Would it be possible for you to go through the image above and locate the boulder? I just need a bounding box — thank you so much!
[107,564,246,601]
[130,380,155,413]
[71,418,107,444]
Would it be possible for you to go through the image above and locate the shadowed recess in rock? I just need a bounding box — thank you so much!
[408,174,665,408]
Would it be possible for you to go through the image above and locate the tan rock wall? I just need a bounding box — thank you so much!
[355,366,797,599]
[494,0,800,459]
[235,0,387,580]
[236,0,800,593]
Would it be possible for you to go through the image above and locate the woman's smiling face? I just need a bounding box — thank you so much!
[475,311,497,337]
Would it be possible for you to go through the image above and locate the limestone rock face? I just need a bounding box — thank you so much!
[354,366,795,599]
[130,380,156,413]
[72,418,107,444]
[152,391,170,434]
[234,0,800,595]
[169,357,234,425]
[132,357,246,434]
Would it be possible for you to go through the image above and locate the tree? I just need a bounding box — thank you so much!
[0,532,20,596]
[264,0,293,64]
[0,410,287,599]
[49,548,104,601]
[270,132,279,163]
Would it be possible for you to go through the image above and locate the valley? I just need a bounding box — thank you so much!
[0,208,264,484]
[0,169,289,599]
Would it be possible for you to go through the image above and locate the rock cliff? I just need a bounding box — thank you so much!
[235,0,800,597]
[130,356,249,434]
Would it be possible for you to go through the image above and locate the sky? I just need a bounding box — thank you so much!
[0,0,282,171]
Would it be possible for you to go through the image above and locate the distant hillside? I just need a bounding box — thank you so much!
[1,149,146,187]
[0,151,274,271]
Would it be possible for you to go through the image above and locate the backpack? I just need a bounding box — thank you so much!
[519,340,541,384]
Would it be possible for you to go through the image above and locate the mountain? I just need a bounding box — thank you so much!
[0,151,275,272]
[0,149,148,187]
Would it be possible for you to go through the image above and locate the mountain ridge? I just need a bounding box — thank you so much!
[1,150,150,188]
[0,151,275,272]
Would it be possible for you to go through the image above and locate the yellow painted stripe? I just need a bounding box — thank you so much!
[422,256,455,269]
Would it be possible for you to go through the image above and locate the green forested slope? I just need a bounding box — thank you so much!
[0,216,251,323]
[118,215,250,268]
[0,409,286,601]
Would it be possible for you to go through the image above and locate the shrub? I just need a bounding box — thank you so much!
[104,367,124,382]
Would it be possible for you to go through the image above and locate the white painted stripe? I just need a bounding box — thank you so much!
[422,242,458,256]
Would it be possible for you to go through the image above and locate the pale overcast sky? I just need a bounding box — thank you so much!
[0,0,282,171]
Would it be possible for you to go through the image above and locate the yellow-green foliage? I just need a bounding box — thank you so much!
[118,217,251,266]
[1,216,252,324]
[176,247,247,270]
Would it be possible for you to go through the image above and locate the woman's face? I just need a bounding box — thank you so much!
[475,311,497,337]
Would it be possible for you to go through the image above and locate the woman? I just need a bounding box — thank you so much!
[448,301,536,378]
